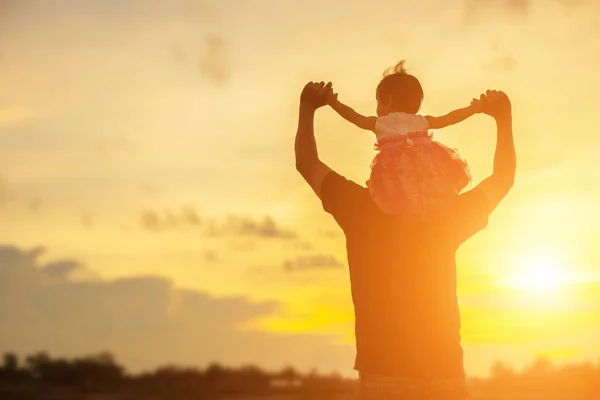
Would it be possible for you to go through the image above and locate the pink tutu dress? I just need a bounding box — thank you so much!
[367,112,471,218]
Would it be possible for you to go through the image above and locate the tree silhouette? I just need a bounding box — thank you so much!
[0,352,28,386]
[3,353,18,371]
[279,365,299,385]
[2,351,600,400]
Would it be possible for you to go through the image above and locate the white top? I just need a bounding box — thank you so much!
[374,112,429,140]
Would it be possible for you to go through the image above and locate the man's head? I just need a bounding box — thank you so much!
[376,60,424,117]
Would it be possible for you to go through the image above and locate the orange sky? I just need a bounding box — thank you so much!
[1,0,600,377]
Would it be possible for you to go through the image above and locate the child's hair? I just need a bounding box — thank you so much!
[376,60,424,114]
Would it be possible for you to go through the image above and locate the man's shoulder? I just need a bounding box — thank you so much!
[322,171,371,204]
[448,187,492,245]
[322,171,366,191]
[456,187,489,209]
[321,171,374,229]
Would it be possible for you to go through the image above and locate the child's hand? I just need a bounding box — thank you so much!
[326,89,338,105]
[478,90,512,120]
[469,97,484,114]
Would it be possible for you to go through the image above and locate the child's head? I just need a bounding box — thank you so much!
[376,60,424,117]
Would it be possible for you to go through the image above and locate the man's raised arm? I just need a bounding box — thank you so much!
[294,81,333,198]
[474,90,516,211]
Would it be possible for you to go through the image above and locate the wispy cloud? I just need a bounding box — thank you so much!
[81,213,94,229]
[284,255,345,272]
[464,0,531,24]
[0,174,10,207]
[166,0,229,84]
[0,106,38,127]
[228,239,256,252]
[204,250,219,263]
[486,53,519,70]
[28,197,43,212]
[141,206,202,231]
[207,215,298,240]
[171,34,230,84]
[42,260,84,280]
[463,0,595,24]
[319,229,343,239]
[199,35,228,84]
[139,208,297,240]
[555,0,594,9]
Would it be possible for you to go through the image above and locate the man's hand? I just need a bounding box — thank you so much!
[472,90,511,120]
[300,81,333,111]
[295,81,334,199]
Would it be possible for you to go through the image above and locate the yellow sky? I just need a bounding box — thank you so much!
[1,0,600,377]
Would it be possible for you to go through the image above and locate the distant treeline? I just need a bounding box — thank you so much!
[0,351,354,399]
[1,352,600,400]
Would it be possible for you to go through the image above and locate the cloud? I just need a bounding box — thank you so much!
[28,197,43,212]
[42,260,84,279]
[204,250,219,263]
[555,0,593,9]
[486,54,519,70]
[95,134,136,157]
[141,206,202,231]
[199,35,229,84]
[284,255,345,272]
[168,0,229,85]
[141,211,165,230]
[319,229,343,239]
[0,244,353,373]
[228,239,257,252]
[180,0,212,16]
[81,213,94,229]
[0,106,38,127]
[170,44,188,64]
[506,0,530,13]
[463,0,595,23]
[139,209,296,240]
[207,215,298,240]
[0,174,9,206]
[464,0,531,23]
[0,175,43,212]
[294,241,314,251]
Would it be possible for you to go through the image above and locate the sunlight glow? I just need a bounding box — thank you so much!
[500,252,571,293]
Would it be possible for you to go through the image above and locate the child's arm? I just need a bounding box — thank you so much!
[425,104,479,130]
[328,94,377,132]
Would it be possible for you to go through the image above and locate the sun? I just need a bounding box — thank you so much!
[500,252,569,293]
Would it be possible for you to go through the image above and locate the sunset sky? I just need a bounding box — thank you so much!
[1,0,600,378]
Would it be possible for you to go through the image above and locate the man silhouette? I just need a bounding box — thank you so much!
[294,81,515,399]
